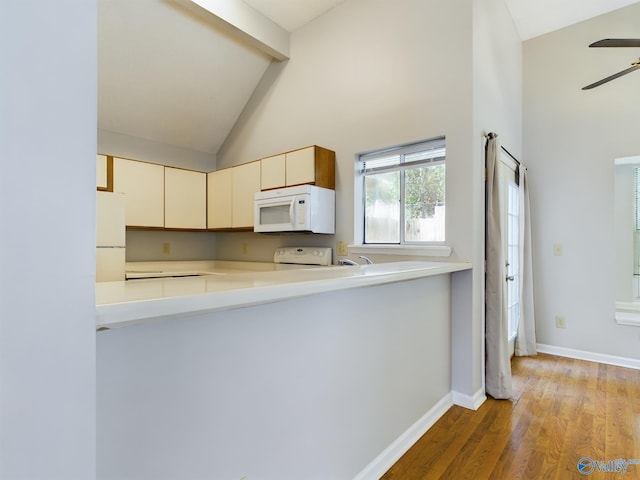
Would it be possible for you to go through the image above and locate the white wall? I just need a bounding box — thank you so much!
[0,1,96,478]
[126,230,217,262]
[524,3,640,359]
[97,276,452,479]
[473,0,523,152]
[218,0,475,263]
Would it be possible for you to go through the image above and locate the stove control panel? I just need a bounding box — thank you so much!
[273,247,333,266]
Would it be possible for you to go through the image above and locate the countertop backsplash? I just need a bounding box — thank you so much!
[125,230,216,262]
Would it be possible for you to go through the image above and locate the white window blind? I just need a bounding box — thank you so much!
[359,138,446,174]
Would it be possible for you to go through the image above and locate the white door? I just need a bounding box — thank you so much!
[500,151,520,356]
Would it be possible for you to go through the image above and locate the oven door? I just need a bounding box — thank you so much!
[254,196,298,232]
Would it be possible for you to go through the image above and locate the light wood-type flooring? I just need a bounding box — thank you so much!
[381,353,640,479]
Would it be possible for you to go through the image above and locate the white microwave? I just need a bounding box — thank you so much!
[254,185,335,234]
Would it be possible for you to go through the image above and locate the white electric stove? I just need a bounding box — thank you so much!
[273,247,333,267]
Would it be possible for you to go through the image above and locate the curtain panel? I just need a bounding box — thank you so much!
[485,133,513,399]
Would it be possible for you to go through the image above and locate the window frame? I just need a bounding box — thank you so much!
[356,136,447,248]
[614,155,640,327]
[633,166,640,298]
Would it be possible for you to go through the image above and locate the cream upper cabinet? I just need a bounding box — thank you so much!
[113,158,165,227]
[285,147,316,186]
[232,161,261,228]
[165,167,206,230]
[285,146,335,189]
[261,154,285,190]
[207,169,233,229]
[97,154,108,190]
[259,146,336,191]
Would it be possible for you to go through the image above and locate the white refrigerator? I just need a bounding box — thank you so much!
[96,191,126,282]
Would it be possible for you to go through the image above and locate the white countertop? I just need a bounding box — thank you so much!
[96,261,472,329]
[123,260,312,277]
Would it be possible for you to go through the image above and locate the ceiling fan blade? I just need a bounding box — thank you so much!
[589,38,640,48]
[582,63,640,90]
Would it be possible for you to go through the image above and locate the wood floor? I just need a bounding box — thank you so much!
[381,353,640,479]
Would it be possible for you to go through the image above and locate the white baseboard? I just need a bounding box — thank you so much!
[537,343,640,370]
[451,389,486,410]
[352,393,453,480]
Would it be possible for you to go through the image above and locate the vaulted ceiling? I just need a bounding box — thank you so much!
[97,0,640,157]
[97,0,272,155]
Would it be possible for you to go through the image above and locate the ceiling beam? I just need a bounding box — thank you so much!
[182,0,290,61]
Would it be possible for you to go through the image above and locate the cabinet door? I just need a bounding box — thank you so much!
[207,169,233,229]
[285,147,316,186]
[165,167,206,229]
[261,154,285,190]
[232,161,261,228]
[113,158,165,227]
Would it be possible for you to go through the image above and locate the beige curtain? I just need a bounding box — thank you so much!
[485,133,512,399]
[515,163,537,356]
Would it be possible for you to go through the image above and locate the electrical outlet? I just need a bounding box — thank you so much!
[162,243,170,255]
[337,241,348,256]
[555,315,567,329]
[242,243,248,255]
[553,243,564,256]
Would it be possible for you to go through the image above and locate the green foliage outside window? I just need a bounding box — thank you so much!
[405,165,445,218]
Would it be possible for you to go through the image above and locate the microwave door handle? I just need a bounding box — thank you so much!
[289,199,295,224]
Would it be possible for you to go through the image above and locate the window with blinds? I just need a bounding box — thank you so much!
[358,137,446,244]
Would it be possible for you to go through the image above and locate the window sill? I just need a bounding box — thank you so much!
[348,244,452,257]
[615,302,640,327]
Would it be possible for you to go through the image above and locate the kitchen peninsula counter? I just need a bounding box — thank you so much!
[96,261,471,329]
[97,260,475,479]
